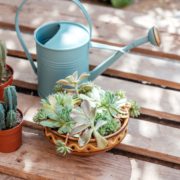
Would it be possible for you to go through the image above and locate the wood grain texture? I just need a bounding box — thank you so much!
[2,29,179,84]
[129,159,180,180]
[16,93,180,164]
[0,0,179,56]
[1,29,179,90]
[0,173,23,180]
[6,56,180,122]
[0,127,132,180]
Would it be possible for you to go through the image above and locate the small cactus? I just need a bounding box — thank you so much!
[4,86,17,111]
[0,40,8,81]
[0,86,18,130]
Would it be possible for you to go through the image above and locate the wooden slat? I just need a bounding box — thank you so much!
[0,127,132,180]
[90,65,180,91]
[0,0,180,56]
[129,159,180,180]
[1,127,180,180]
[7,56,180,122]
[2,29,180,91]
[15,93,180,165]
[1,21,180,61]
[0,174,23,180]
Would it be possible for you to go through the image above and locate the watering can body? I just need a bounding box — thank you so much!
[15,0,161,98]
[34,22,90,97]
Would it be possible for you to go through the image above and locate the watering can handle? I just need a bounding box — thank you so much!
[15,0,92,74]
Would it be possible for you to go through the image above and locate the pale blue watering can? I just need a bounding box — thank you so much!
[15,0,161,97]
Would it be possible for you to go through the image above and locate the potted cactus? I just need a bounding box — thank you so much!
[0,41,13,101]
[34,72,140,155]
[0,86,23,153]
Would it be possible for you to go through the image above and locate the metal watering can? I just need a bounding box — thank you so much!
[15,0,161,97]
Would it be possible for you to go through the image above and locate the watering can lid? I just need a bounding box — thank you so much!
[41,22,90,50]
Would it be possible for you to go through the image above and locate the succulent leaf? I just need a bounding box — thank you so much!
[93,130,108,149]
[56,140,71,155]
[78,128,93,147]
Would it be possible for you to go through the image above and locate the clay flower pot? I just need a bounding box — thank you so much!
[44,117,129,156]
[0,109,23,153]
[0,65,13,101]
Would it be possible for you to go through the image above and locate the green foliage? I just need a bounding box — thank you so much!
[95,112,121,136]
[100,91,127,117]
[111,0,132,8]
[0,40,8,81]
[34,93,74,134]
[56,140,71,156]
[34,72,140,155]
[55,71,90,94]
[71,100,108,149]
[129,100,140,118]
[0,86,18,130]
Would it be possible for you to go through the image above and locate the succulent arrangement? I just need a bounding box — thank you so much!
[0,86,18,130]
[0,41,10,83]
[34,72,140,155]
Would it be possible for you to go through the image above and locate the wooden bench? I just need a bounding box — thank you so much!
[0,0,179,179]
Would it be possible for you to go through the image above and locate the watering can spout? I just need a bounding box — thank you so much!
[89,26,161,81]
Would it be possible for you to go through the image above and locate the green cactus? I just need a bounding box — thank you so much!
[6,110,17,129]
[4,86,17,111]
[0,86,18,130]
[0,104,6,130]
[0,40,7,81]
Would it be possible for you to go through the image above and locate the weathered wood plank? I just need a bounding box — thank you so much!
[0,127,132,180]
[16,93,180,164]
[1,127,180,180]
[0,173,23,180]
[7,56,180,122]
[0,0,179,56]
[129,159,180,180]
[2,29,180,90]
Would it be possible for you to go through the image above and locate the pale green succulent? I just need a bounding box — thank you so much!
[34,72,140,155]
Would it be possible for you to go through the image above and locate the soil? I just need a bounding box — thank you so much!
[0,66,12,84]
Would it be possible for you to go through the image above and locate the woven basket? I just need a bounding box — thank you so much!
[44,117,129,156]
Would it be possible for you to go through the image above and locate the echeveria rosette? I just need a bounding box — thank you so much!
[33,72,140,155]
[70,100,108,149]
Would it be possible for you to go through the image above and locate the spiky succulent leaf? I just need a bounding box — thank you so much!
[33,109,48,122]
[129,100,140,117]
[56,140,71,155]
[39,120,60,128]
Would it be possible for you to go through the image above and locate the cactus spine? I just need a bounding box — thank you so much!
[0,86,18,130]
[0,40,7,82]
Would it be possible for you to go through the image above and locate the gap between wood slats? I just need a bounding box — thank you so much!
[1,21,180,61]
[22,120,180,166]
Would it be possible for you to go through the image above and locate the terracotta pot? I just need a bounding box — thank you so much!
[0,65,13,101]
[44,117,129,156]
[0,109,23,153]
